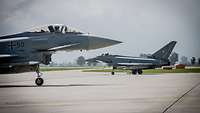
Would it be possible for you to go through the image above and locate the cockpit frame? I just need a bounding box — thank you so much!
[29,24,83,34]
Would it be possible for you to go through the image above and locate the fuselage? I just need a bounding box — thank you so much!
[88,54,170,70]
[87,41,176,75]
[0,24,122,73]
[0,32,89,65]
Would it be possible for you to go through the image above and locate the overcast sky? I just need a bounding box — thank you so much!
[0,0,199,63]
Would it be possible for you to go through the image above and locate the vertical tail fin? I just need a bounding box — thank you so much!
[152,41,177,60]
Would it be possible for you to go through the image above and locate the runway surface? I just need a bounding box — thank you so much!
[0,71,200,113]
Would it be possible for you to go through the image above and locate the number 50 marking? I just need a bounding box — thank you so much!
[16,41,24,48]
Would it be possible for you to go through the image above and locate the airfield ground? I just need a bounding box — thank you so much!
[83,68,200,74]
[0,70,200,113]
[40,66,200,74]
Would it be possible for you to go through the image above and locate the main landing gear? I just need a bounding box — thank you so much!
[131,69,143,75]
[35,65,44,86]
[110,66,143,75]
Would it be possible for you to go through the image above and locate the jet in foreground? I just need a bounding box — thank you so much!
[0,24,122,86]
[86,41,177,75]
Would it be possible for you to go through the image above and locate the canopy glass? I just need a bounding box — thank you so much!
[29,24,82,34]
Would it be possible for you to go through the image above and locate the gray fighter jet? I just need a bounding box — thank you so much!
[86,41,177,75]
[0,24,122,86]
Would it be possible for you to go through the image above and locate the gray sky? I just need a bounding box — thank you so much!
[0,0,200,63]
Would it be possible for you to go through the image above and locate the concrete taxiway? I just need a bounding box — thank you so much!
[0,71,200,113]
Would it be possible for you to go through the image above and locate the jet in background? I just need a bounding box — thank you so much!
[0,24,122,86]
[86,41,177,75]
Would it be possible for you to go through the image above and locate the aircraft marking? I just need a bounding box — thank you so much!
[8,41,16,50]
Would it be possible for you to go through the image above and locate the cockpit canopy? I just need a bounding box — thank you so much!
[28,24,83,34]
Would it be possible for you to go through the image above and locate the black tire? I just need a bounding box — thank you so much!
[111,71,115,75]
[138,69,143,75]
[35,77,44,86]
[132,70,137,75]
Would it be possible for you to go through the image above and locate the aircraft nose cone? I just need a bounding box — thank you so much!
[88,36,122,50]
[85,57,97,62]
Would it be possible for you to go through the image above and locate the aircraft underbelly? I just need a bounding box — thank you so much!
[116,65,151,70]
[0,65,37,74]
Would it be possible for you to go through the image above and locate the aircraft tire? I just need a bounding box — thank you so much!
[132,70,137,75]
[35,77,44,86]
[111,71,115,75]
[138,69,143,74]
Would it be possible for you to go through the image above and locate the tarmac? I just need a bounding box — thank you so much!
[0,71,200,113]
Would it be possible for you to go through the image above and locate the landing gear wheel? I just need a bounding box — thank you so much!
[132,69,137,75]
[35,65,44,86]
[35,77,44,86]
[138,69,143,75]
[111,71,115,75]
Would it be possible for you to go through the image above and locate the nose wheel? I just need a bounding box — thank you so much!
[35,65,44,86]
[35,77,44,86]
[111,66,116,75]
[111,71,115,75]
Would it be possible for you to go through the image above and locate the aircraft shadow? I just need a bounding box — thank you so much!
[0,84,109,88]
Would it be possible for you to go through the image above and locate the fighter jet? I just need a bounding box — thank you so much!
[0,24,122,86]
[86,41,177,75]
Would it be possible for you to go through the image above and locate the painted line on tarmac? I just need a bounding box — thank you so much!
[162,81,200,113]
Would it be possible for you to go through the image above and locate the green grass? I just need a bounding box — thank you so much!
[82,68,200,74]
[40,67,92,72]
[40,66,200,74]
[143,68,200,74]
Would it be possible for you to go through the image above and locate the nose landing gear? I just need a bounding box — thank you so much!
[111,71,115,75]
[35,65,44,86]
[111,66,117,75]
